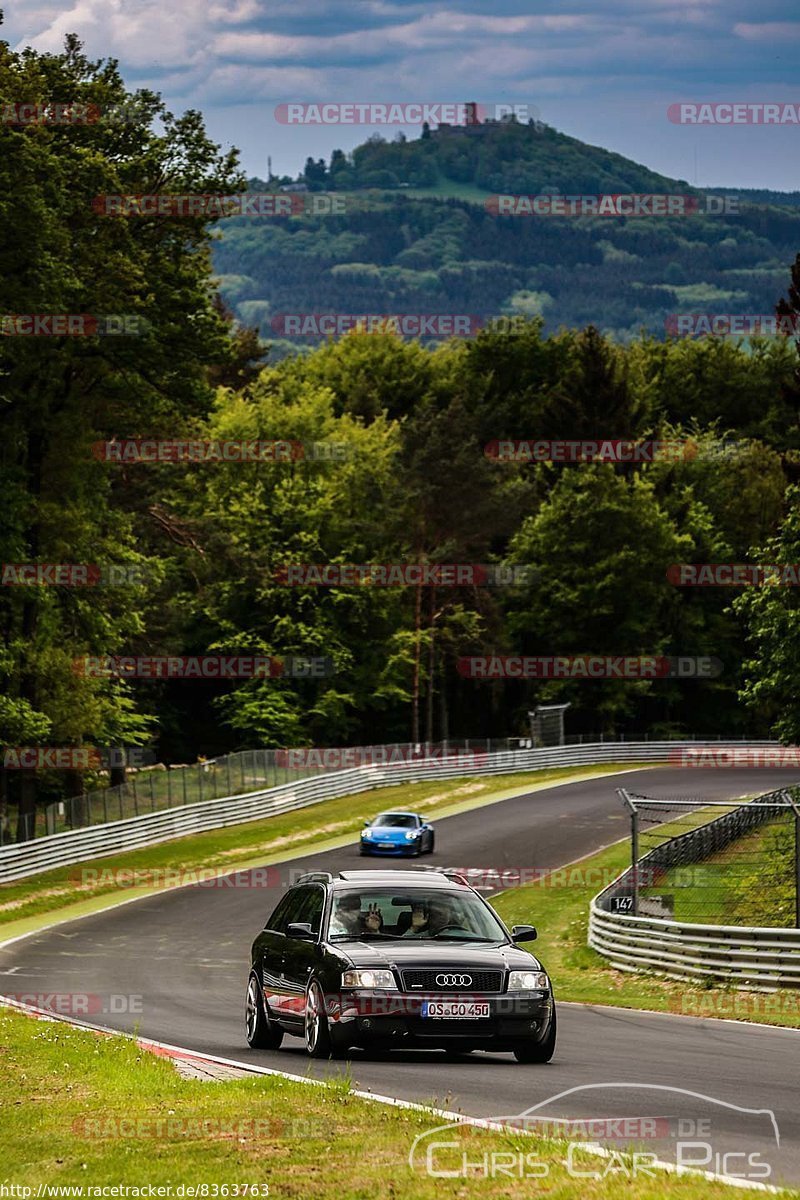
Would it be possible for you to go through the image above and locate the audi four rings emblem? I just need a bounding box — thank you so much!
[435,973,472,987]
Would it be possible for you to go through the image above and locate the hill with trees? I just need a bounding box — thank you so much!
[214,118,800,347]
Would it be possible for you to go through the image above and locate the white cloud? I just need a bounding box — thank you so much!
[734,21,800,40]
[203,63,329,102]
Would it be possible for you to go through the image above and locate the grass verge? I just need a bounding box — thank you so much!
[0,1007,766,1198]
[492,839,800,1029]
[0,764,648,940]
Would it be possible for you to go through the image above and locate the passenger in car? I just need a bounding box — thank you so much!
[330,894,383,936]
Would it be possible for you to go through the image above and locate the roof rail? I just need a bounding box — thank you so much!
[294,871,334,884]
[439,868,474,887]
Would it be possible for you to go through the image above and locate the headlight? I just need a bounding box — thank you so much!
[361,830,372,839]
[404,830,419,840]
[342,969,396,989]
[508,970,549,991]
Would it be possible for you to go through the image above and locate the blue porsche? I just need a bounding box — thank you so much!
[359,811,435,856]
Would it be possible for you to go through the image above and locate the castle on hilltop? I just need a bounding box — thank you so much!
[434,101,485,136]
[433,101,531,137]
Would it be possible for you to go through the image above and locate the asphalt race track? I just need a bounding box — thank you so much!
[4,767,800,1186]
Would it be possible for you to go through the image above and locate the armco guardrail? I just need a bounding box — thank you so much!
[589,906,800,988]
[0,739,750,884]
[8,734,781,842]
[589,785,800,987]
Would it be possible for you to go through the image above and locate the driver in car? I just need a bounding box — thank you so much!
[404,896,456,937]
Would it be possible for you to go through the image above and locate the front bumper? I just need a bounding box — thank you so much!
[327,989,554,1048]
[360,839,419,855]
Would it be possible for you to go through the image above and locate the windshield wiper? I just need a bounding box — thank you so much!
[431,935,499,942]
[329,932,394,941]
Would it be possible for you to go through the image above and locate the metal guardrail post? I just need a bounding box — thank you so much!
[785,789,800,930]
[631,807,640,916]
[617,788,639,915]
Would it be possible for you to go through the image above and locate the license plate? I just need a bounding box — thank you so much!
[422,1001,490,1019]
[378,842,394,849]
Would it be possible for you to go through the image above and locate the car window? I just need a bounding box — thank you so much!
[264,893,292,933]
[329,891,392,935]
[373,813,418,828]
[294,885,325,934]
[265,889,306,933]
[328,888,507,941]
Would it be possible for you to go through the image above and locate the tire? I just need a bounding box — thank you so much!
[305,980,345,1059]
[513,1008,556,1063]
[245,971,283,1049]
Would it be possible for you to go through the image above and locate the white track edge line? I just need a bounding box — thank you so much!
[0,996,782,1194]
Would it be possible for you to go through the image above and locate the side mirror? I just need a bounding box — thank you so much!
[363,819,371,827]
[286,922,315,940]
[511,924,537,943]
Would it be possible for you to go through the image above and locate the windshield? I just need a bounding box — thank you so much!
[328,887,507,941]
[371,813,417,828]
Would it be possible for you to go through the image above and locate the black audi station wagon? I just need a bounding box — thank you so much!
[245,869,556,1062]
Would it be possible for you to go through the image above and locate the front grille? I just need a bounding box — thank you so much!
[400,969,504,993]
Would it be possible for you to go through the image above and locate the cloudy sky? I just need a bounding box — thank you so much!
[5,0,800,187]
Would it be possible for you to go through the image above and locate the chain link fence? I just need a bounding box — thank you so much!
[0,733,779,845]
[3,741,496,843]
[606,787,800,929]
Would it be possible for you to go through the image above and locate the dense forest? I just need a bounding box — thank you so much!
[6,29,800,829]
[213,120,800,346]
